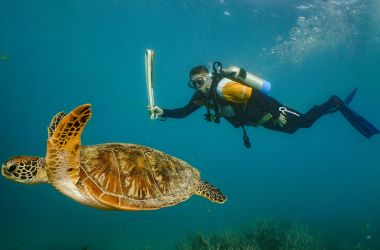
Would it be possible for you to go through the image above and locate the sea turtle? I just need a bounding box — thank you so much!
[1,104,226,210]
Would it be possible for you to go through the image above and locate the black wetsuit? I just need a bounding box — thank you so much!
[162,90,339,134]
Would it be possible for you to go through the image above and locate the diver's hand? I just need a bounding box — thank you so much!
[148,106,164,118]
[273,114,287,127]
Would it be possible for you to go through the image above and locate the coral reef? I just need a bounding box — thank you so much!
[176,218,374,250]
[176,229,258,250]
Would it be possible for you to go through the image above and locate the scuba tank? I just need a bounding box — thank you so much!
[224,66,271,95]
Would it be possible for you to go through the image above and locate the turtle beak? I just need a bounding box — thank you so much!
[1,164,9,177]
[1,165,6,176]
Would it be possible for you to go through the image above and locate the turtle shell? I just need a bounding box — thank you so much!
[78,143,200,210]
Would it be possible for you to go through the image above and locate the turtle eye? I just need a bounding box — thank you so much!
[8,165,16,172]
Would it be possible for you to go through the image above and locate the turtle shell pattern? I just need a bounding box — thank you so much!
[78,143,200,210]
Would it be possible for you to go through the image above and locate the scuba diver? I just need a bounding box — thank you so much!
[149,62,379,148]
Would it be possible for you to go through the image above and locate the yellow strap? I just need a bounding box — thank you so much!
[251,113,273,127]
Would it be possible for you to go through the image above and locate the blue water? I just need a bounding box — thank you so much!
[1,0,380,249]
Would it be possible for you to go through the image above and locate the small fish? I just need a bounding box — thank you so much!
[0,55,8,61]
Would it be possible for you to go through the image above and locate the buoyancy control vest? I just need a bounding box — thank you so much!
[201,62,272,148]
[204,62,271,123]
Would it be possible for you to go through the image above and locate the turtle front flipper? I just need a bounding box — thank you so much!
[195,179,227,204]
[46,104,91,196]
[48,111,66,139]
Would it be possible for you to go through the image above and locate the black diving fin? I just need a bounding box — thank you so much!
[336,89,379,139]
[344,88,358,105]
[339,102,380,139]
[328,88,357,113]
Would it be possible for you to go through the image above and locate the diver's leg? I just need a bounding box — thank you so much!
[262,96,339,133]
[286,93,380,139]
[298,95,340,128]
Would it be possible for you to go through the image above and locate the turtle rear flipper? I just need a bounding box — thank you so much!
[195,179,227,204]
[46,104,91,188]
[48,111,66,139]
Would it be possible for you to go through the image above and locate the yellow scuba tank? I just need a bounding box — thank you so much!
[224,66,271,95]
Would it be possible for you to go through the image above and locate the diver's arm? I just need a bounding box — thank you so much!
[162,101,202,118]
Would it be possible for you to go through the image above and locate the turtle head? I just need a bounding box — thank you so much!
[1,156,49,184]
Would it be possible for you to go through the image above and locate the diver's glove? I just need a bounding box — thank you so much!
[272,113,287,127]
[148,106,165,119]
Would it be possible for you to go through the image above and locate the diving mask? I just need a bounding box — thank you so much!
[188,73,212,89]
[188,76,207,89]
